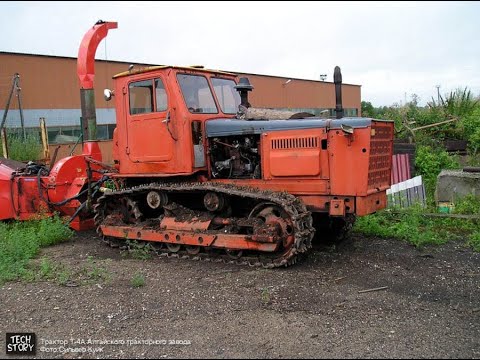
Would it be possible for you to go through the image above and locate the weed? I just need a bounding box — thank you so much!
[81,256,111,283]
[57,268,72,286]
[0,216,73,284]
[102,179,118,191]
[261,287,271,305]
[39,257,55,279]
[468,231,480,252]
[130,272,146,288]
[415,145,460,201]
[125,240,153,260]
[453,194,480,215]
[354,206,479,251]
[20,268,36,283]
[2,133,42,161]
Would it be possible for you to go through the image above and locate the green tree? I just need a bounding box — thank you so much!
[361,101,376,117]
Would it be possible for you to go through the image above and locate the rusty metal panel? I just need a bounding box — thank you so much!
[391,154,411,185]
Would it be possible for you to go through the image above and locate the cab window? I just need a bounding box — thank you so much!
[129,78,168,115]
[155,79,168,111]
[177,74,218,114]
[211,78,240,114]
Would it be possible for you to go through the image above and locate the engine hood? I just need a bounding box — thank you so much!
[205,117,375,137]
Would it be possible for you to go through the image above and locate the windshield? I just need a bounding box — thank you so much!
[177,74,218,114]
[211,78,241,114]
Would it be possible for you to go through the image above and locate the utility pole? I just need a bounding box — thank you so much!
[0,73,26,141]
[1,74,19,131]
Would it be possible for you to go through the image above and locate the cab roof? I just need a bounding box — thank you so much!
[113,65,237,79]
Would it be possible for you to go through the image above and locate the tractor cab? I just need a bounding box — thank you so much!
[108,66,240,177]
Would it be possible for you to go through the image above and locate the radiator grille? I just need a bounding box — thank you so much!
[271,136,319,149]
[368,122,393,190]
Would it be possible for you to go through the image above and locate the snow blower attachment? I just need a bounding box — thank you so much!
[0,21,118,230]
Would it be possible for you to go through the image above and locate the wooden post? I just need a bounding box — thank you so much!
[1,128,8,158]
[39,117,50,165]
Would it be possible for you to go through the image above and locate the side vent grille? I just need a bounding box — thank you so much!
[272,136,319,149]
[368,121,393,189]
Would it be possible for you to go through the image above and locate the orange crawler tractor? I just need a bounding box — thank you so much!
[0,21,394,268]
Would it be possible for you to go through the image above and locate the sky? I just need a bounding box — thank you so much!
[0,1,479,107]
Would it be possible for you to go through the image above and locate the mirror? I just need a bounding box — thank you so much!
[103,89,114,101]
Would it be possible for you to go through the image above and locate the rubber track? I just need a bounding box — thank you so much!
[93,182,315,268]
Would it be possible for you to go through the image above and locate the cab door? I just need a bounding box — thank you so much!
[125,77,173,162]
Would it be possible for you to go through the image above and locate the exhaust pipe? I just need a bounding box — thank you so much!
[334,66,344,119]
[235,77,254,108]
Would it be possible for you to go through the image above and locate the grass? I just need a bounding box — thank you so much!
[0,215,74,285]
[453,194,480,215]
[56,268,73,286]
[467,231,480,252]
[81,256,112,284]
[123,240,153,260]
[20,255,113,286]
[2,133,42,162]
[353,204,479,250]
[130,272,145,288]
[39,256,55,278]
[260,287,271,305]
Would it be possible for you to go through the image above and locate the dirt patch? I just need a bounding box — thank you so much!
[1,231,479,359]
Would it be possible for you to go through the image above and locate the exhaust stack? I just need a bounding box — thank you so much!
[235,77,254,108]
[334,66,344,119]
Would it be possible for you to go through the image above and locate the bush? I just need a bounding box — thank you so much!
[462,107,480,156]
[415,145,460,200]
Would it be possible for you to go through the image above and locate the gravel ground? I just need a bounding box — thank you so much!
[1,231,479,359]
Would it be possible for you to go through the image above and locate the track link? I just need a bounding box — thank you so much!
[93,182,315,268]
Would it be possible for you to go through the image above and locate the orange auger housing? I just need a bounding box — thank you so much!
[0,21,394,267]
[0,144,104,230]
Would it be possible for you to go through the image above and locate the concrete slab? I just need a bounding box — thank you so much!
[435,169,480,202]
